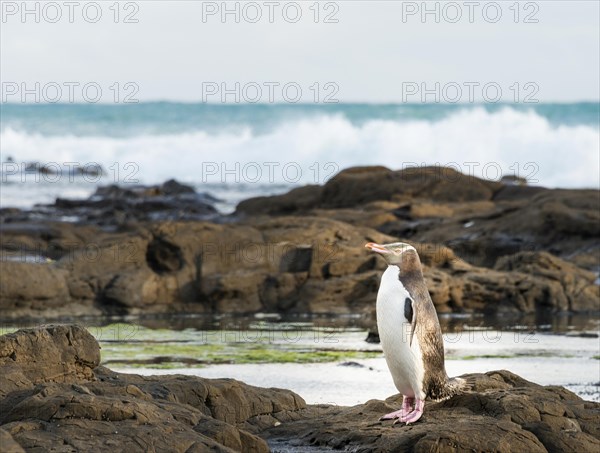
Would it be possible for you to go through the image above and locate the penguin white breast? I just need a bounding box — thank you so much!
[376,265,425,399]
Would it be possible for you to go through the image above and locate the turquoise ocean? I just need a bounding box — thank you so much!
[1,102,599,212]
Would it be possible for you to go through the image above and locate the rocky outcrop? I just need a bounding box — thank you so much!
[1,169,598,321]
[265,370,600,453]
[494,252,599,312]
[235,184,323,216]
[422,248,599,313]
[1,326,599,452]
[236,166,503,214]
[320,165,503,207]
[0,324,100,396]
[0,216,390,320]
[0,325,305,453]
[0,179,218,226]
[1,215,598,320]
[236,166,600,270]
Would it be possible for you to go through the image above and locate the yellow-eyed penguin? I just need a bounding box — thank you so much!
[365,241,465,424]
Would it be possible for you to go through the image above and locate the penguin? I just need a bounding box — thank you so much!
[365,241,465,424]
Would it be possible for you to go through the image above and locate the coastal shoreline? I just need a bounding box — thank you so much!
[1,325,598,452]
[1,166,599,323]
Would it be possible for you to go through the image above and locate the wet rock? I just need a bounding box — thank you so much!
[365,331,380,343]
[1,167,598,321]
[95,179,196,199]
[78,163,105,177]
[1,179,218,226]
[0,215,597,321]
[0,221,101,261]
[419,250,599,314]
[24,162,56,175]
[235,166,599,271]
[338,361,365,368]
[264,370,600,453]
[2,326,599,453]
[158,178,196,196]
[0,326,304,453]
[19,161,105,177]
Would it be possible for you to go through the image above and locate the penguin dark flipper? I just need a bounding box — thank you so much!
[404,297,417,347]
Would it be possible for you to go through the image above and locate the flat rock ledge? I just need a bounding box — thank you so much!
[1,326,598,453]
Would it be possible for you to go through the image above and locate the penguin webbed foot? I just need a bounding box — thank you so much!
[379,409,406,421]
[380,396,415,424]
[381,398,425,425]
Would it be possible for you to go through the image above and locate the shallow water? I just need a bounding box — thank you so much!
[69,313,600,404]
[114,355,599,405]
[3,314,598,402]
[112,341,599,404]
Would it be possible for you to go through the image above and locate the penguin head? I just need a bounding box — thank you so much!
[364,241,420,268]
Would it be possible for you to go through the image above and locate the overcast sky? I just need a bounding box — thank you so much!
[1,1,599,103]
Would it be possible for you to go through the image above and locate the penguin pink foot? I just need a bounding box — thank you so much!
[380,409,405,421]
[380,396,413,421]
[394,398,425,425]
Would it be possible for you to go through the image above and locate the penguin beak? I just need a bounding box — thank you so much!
[365,242,390,254]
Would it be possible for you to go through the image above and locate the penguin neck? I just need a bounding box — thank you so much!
[392,251,423,280]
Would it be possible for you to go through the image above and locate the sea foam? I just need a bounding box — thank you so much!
[1,106,598,209]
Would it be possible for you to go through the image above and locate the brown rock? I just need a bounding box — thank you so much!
[102,269,162,309]
[234,166,598,273]
[236,166,501,214]
[1,165,598,321]
[2,326,599,453]
[320,165,501,207]
[236,184,322,215]
[0,262,69,307]
[265,370,600,453]
[0,326,305,453]
[0,325,100,398]
[0,428,25,453]
[495,251,599,311]
[1,213,597,321]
